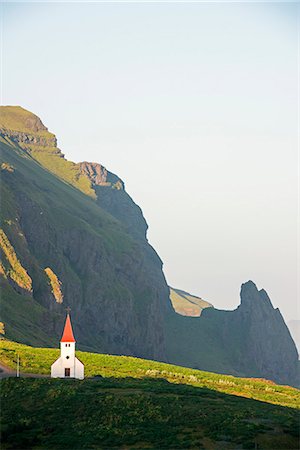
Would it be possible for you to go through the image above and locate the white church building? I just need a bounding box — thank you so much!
[51,313,84,380]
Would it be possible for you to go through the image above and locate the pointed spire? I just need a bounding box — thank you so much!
[60,313,76,342]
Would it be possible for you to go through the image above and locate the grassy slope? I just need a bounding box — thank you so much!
[0,137,130,251]
[29,147,96,198]
[0,106,52,138]
[0,283,56,347]
[0,106,94,197]
[169,287,213,316]
[0,340,299,450]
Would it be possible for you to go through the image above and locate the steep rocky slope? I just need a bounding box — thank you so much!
[0,106,298,386]
[165,281,299,386]
[0,107,169,358]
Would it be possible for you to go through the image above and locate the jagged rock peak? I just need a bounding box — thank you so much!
[237,280,299,385]
[240,280,273,309]
[78,161,124,189]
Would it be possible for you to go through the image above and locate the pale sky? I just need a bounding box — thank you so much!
[1,1,299,325]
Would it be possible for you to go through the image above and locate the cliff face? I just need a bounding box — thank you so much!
[78,161,123,189]
[78,161,148,240]
[0,107,169,359]
[165,281,299,386]
[0,106,298,386]
[235,281,298,385]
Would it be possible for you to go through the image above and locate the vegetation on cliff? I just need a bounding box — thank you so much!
[170,287,213,316]
[0,228,32,292]
[1,162,14,173]
[29,147,96,198]
[0,106,298,387]
[0,106,52,138]
[0,106,95,197]
[44,267,63,303]
[0,114,167,361]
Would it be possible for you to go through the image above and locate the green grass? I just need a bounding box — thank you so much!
[1,339,299,408]
[0,340,299,449]
[0,106,95,197]
[0,106,52,138]
[0,136,133,255]
[29,147,96,198]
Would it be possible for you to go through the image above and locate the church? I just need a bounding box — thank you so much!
[51,312,84,380]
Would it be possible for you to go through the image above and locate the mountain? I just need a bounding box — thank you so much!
[0,106,298,386]
[166,281,299,385]
[0,106,170,360]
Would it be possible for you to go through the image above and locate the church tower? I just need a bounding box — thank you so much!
[51,313,84,379]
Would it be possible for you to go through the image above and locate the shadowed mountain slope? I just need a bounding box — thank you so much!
[0,106,298,386]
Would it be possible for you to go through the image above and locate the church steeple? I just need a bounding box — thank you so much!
[60,313,76,343]
[51,311,84,379]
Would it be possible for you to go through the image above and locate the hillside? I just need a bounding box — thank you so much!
[0,106,298,386]
[0,107,170,360]
[0,340,299,450]
[169,287,213,316]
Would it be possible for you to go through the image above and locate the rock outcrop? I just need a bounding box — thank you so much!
[78,161,124,189]
[79,161,148,240]
[0,105,57,148]
[236,281,298,385]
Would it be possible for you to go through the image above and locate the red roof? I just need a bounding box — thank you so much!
[60,314,76,342]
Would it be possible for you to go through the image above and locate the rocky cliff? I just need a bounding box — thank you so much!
[78,161,148,240]
[165,281,299,386]
[0,106,298,386]
[0,106,169,359]
[235,281,298,384]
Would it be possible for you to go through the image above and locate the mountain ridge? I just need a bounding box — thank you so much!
[0,105,298,386]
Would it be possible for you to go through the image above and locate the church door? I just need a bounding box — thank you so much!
[65,368,70,377]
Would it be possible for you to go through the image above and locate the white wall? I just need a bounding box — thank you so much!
[51,342,84,379]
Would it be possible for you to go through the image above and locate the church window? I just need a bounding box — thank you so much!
[66,356,69,359]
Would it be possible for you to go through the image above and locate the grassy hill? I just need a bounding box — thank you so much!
[169,287,213,316]
[0,106,95,197]
[0,340,299,449]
